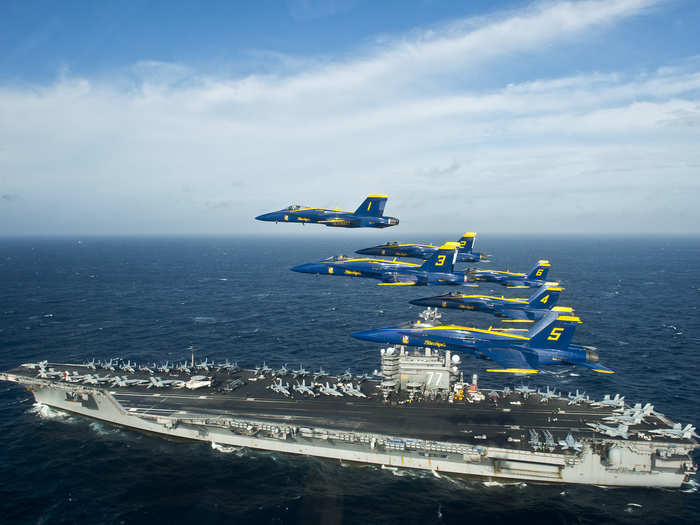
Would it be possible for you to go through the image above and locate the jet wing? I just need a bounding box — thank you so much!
[484,348,540,374]
[499,308,530,321]
[377,274,418,286]
[570,361,615,374]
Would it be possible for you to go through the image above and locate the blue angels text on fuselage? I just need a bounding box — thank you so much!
[468,259,557,288]
[255,195,399,228]
[409,285,564,321]
[291,242,468,286]
[351,309,612,375]
[355,232,488,262]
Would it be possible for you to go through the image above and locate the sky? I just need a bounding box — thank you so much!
[1,0,699,236]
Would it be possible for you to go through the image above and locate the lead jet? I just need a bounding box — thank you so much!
[468,260,557,288]
[255,195,399,228]
[409,285,564,321]
[350,309,613,374]
[355,232,488,263]
[291,242,468,286]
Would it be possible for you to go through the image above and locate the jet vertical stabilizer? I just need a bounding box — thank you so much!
[527,311,581,350]
[458,232,476,253]
[527,286,563,309]
[420,242,458,273]
[526,260,551,282]
[354,195,387,217]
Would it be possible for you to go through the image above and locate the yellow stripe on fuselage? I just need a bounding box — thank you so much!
[294,207,354,214]
[385,243,436,248]
[475,270,527,276]
[447,294,527,303]
[328,257,421,267]
[486,368,539,374]
[395,324,530,340]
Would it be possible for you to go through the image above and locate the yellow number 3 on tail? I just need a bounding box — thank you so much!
[435,255,446,266]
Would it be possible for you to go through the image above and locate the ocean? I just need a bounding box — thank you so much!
[1,234,699,524]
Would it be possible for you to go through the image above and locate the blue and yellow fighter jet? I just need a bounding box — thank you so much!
[468,259,556,288]
[355,232,488,262]
[291,242,469,286]
[255,195,399,228]
[409,285,564,321]
[351,309,613,374]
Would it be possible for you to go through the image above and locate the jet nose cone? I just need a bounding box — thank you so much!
[255,213,276,221]
[350,329,391,343]
[355,248,373,255]
[290,263,322,273]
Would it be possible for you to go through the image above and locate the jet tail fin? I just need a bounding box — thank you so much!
[354,195,387,217]
[526,260,551,281]
[527,309,581,349]
[527,285,563,309]
[457,232,476,253]
[420,242,458,272]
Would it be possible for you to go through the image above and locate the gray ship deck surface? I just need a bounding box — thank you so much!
[8,363,682,449]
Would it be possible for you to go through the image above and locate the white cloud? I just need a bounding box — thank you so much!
[1,0,698,235]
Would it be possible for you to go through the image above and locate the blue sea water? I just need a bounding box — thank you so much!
[1,235,699,525]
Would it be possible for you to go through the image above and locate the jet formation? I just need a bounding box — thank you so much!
[291,242,470,286]
[256,193,613,375]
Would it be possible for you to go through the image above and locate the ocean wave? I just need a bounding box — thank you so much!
[28,402,72,421]
[89,421,120,436]
[194,316,217,324]
[211,441,242,454]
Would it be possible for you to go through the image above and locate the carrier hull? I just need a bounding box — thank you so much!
[3,362,696,489]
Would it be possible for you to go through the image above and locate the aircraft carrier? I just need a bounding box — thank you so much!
[2,329,697,488]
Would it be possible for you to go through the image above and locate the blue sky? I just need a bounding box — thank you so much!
[1,0,699,235]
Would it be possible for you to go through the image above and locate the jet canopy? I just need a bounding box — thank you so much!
[284,205,302,211]
[324,255,351,262]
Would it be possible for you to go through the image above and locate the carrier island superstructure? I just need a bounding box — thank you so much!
[2,338,697,488]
